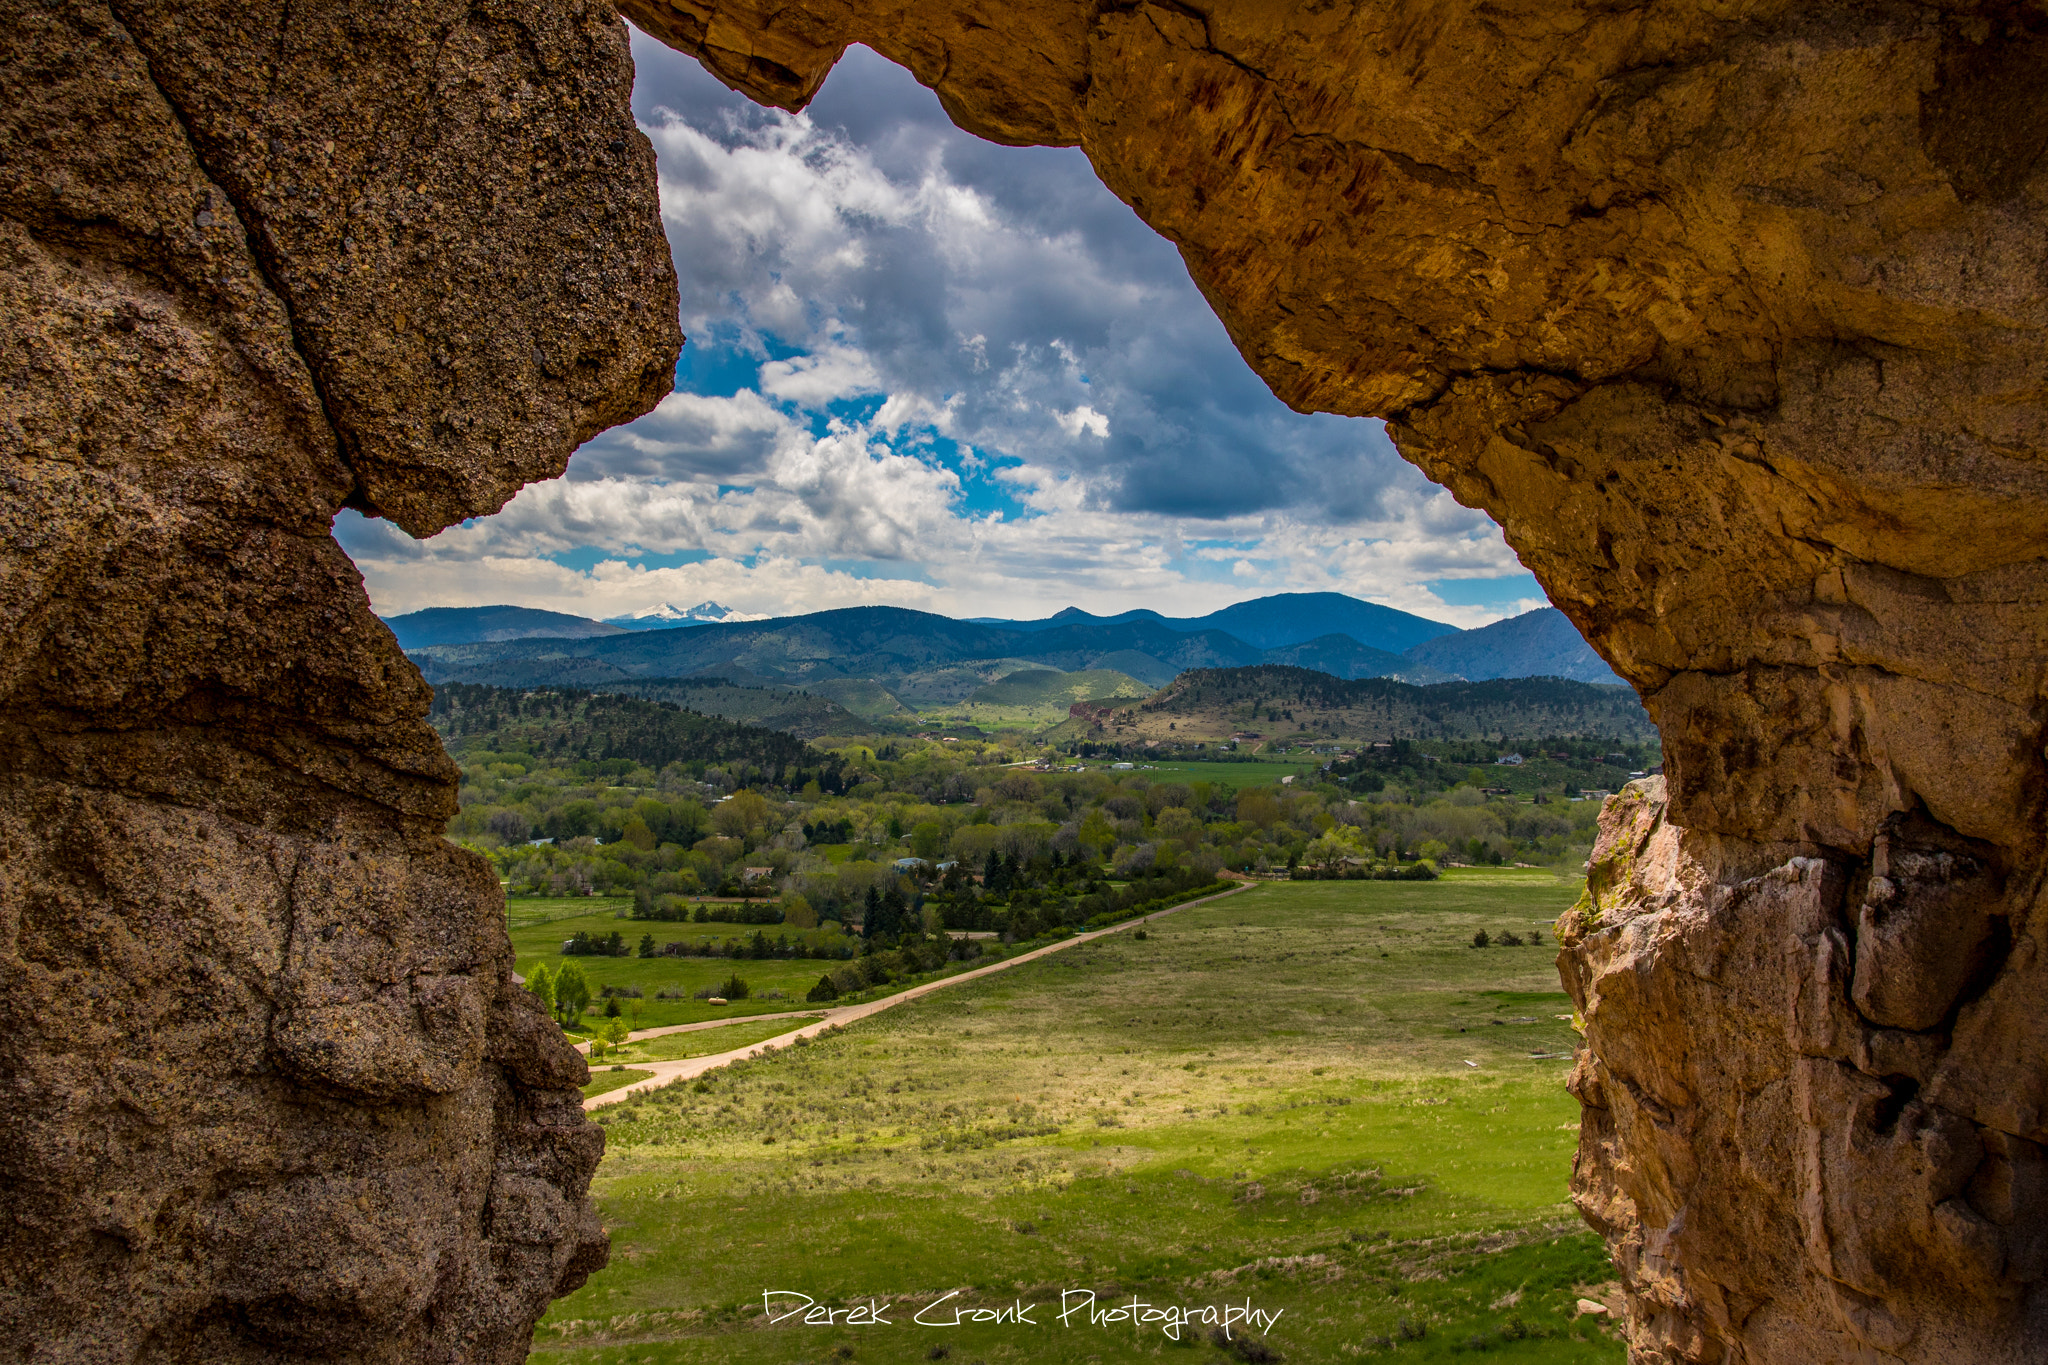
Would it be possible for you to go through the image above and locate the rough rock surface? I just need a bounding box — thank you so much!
[606,1,2048,1361]
[5,0,2043,1359]
[0,1,677,1360]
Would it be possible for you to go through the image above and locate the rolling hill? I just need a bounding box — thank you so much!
[964,668,1149,707]
[1258,632,1455,684]
[397,596,1627,728]
[404,605,1267,691]
[587,678,870,739]
[428,684,845,787]
[1402,608,1623,684]
[1108,666,1656,747]
[384,605,623,649]
[982,591,1458,654]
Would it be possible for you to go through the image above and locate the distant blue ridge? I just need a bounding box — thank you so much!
[380,592,1623,688]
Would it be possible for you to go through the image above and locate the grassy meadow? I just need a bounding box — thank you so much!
[1132,759,1325,791]
[531,869,1621,1364]
[506,898,853,1030]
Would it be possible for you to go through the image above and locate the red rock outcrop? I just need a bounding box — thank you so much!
[611,1,2048,1360]
[0,1,676,1358]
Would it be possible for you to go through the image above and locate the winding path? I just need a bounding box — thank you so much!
[581,881,1253,1110]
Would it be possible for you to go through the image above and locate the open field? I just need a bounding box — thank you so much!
[584,1067,656,1099]
[506,896,637,929]
[602,1017,826,1066]
[1113,758,1324,790]
[531,870,1620,1363]
[508,907,854,1030]
[912,668,1153,732]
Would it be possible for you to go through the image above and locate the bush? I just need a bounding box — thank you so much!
[1497,930,1524,946]
[1288,861,1439,882]
[717,973,751,1001]
[562,929,633,957]
[1472,929,1491,948]
[807,974,840,1003]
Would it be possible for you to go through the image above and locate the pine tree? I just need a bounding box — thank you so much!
[807,973,840,1003]
[863,885,883,940]
[638,933,656,958]
[877,886,907,941]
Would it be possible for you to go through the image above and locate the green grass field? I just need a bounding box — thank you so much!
[601,1017,824,1067]
[506,896,638,929]
[584,1067,656,1099]
[1124,758,1324,791]
[508,906,855,1031]
[531,870,1621,1363]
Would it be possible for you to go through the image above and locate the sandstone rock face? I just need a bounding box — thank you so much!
[613,1,2048,1360]
[0,1,677,1359]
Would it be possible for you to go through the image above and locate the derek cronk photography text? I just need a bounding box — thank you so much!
[763,1289,1287,1342]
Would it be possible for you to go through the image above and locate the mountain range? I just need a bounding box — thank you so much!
[386,593,1624,706]
[602,601,769,631]
[970,592,1458,653]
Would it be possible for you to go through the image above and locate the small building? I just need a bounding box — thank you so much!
[1496,753,1525,766]
[741,866,774,882]
[1111,761,1135,770]
[892,857,929,873]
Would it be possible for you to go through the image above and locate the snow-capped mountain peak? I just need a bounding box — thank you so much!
[602,601,769,631]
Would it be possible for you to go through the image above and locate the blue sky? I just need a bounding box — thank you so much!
[337,32,1546,627]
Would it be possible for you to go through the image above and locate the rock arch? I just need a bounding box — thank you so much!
[2,0,2042,1361]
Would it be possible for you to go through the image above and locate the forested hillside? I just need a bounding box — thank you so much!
[428,684,847,791]
[1135,666,1656,744]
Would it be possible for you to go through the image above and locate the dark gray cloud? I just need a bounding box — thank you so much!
[613,32,1421,525]
[335,33,1533,629]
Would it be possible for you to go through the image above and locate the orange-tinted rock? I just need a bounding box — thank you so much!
[612,2,2048,1359]
[4,0,2042,1359]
